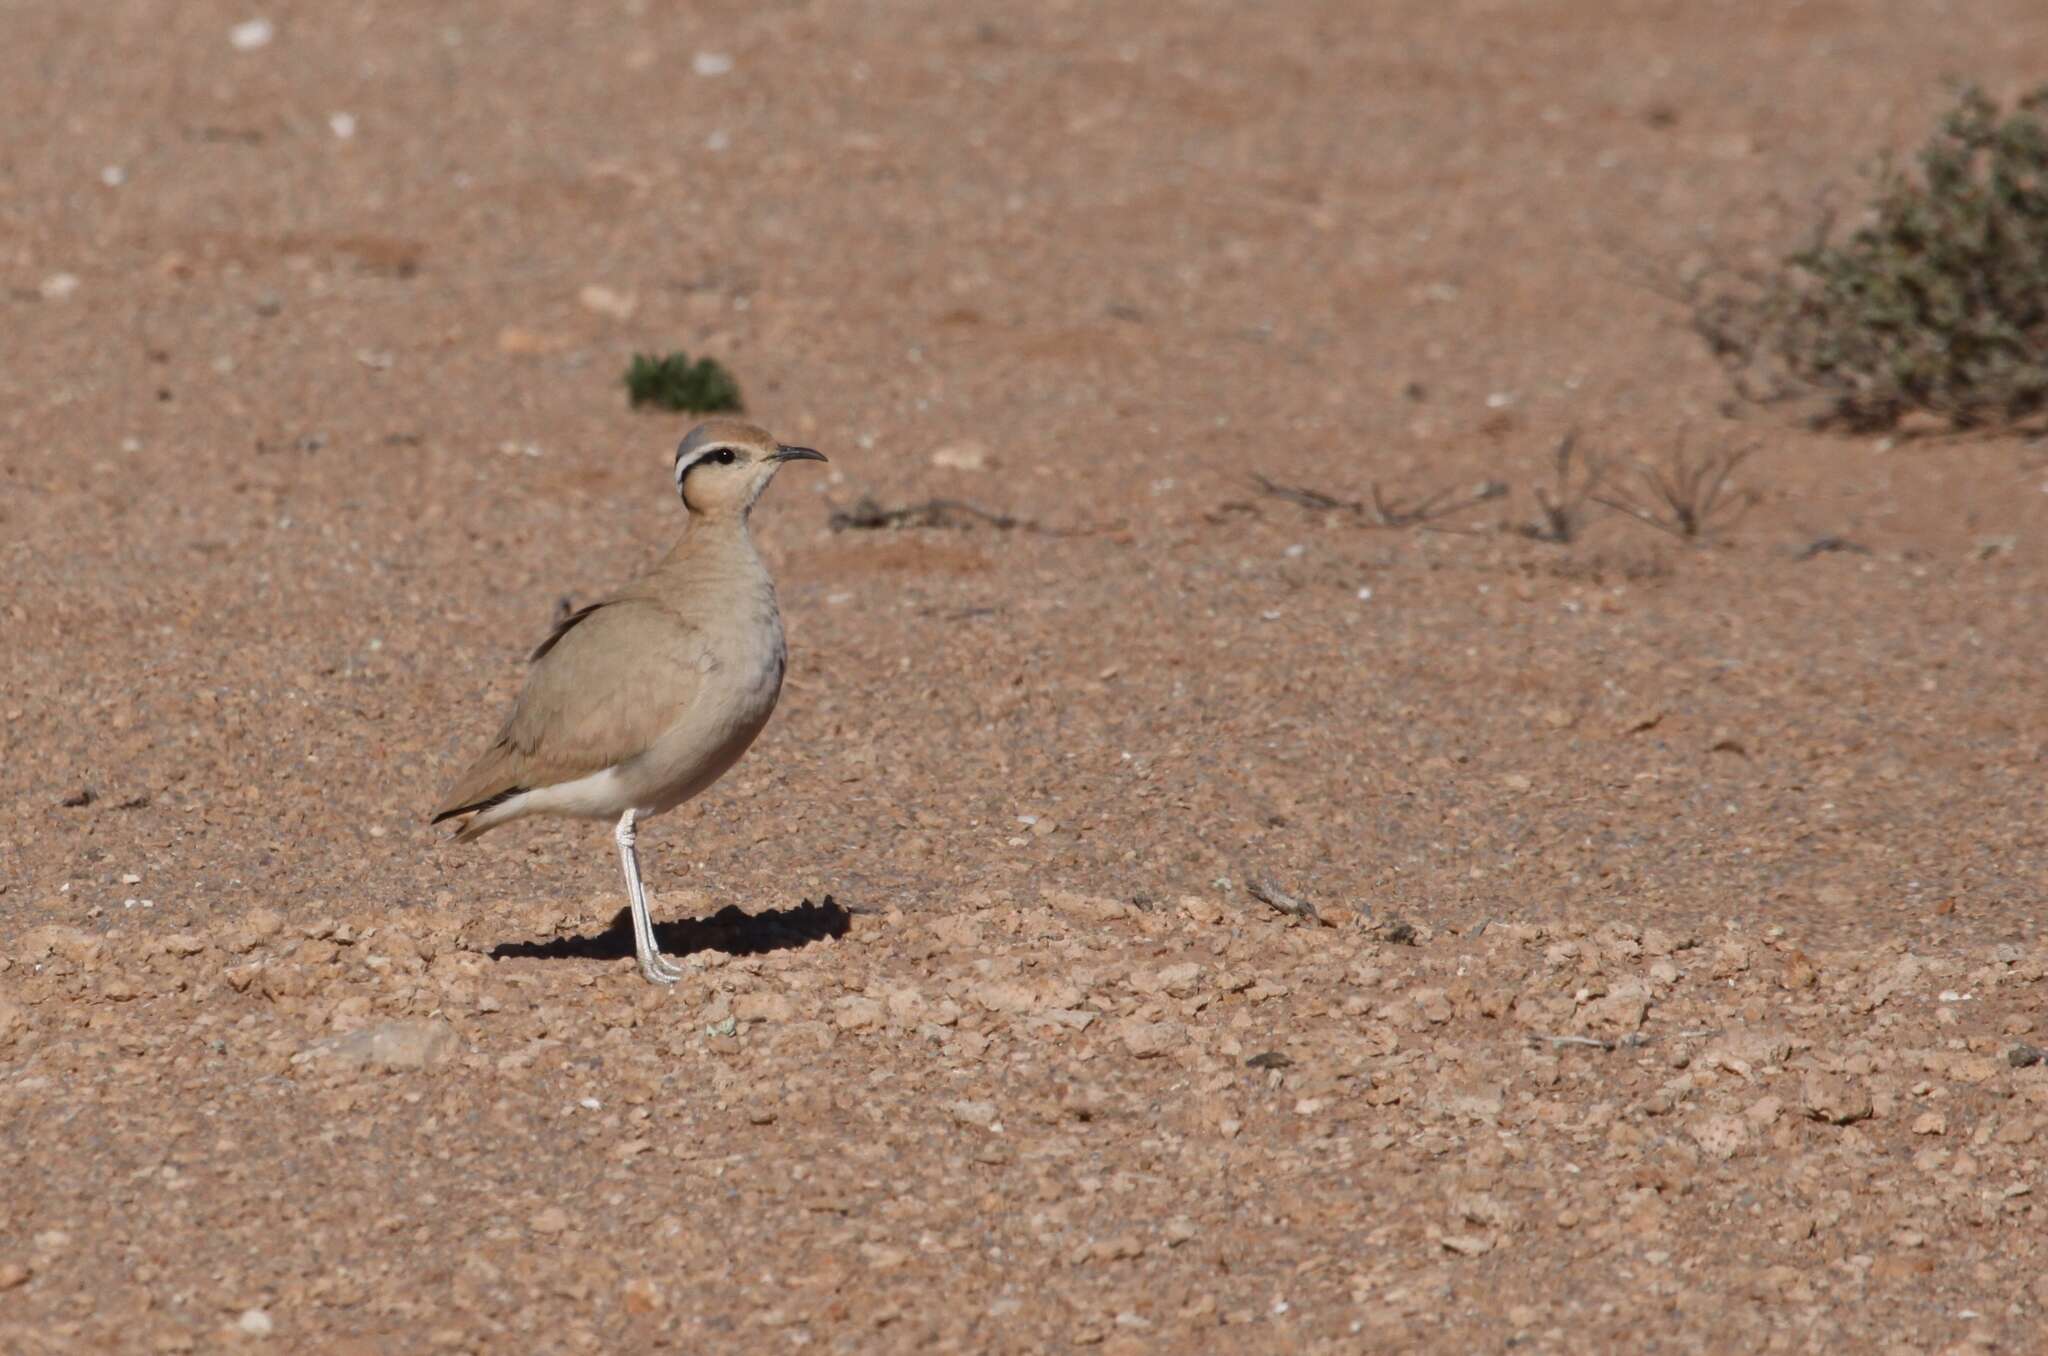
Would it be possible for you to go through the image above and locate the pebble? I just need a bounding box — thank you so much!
[1117,1019,1184,1059]
[577,285,637,320]
[832,996,884,1031]
[930,440,992,472]
[236,1309,274,1338]
[302,1019,458,1071]
[734,991,794,1024]
[229,19,274,50]
[1801,1074,1875,1126]
[530,1206,571,1235]
[948,1099,999,1129]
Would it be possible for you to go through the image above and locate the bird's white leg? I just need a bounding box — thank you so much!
[614,809,682,984]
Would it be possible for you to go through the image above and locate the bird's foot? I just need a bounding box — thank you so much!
[639,950,685,985]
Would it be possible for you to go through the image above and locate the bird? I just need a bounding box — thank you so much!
[430,418,827,984]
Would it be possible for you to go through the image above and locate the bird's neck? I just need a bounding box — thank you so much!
[655,511,764,580]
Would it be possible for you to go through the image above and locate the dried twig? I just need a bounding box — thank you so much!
[1594,437,1758,541]
[1530,1034,1614,1051]
[1251,474,1506,532]
[1246,877,1321,925]
[826,496,1108,536]
[1516,431,1609,544]
[1792,535,1872,562]
[1527,1032,1653,1052]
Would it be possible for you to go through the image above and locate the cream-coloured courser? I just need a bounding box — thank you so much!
[431,419,826,984]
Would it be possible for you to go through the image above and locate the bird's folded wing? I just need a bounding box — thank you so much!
[433,600,704,818]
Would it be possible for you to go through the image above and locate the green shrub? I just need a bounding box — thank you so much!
[624,352,743,413]
[1699,84,2048,431]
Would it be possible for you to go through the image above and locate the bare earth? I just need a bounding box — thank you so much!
[5,2,2048,1352]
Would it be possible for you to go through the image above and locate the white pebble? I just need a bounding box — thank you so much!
[692,51,734,77]
[229,19,274,51]
[39,273,80,301]
[328,112,357,140]
[236,1308,273,1337]
[100,165,126,187]
[705,129,731,153]
[1356,586,1373,601]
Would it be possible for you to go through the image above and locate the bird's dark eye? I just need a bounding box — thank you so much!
[712,449,737,465]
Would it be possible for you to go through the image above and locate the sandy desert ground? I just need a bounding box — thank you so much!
[4,1,2048,1351]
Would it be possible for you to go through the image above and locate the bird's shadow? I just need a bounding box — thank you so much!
[490,895,852,965]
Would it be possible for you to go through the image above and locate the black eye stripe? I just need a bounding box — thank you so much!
[676,446,743,482]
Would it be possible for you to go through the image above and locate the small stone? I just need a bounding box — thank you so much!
[1117,1019,1184,1059]
[1436,1231,1493,1257]
[1688,1113,1749,1161]
[0,1262,28,1290]
[229,19,274,50]
[858,1243,908,1270]
[1130,962,1204,998]
[930,440,992,472]
[948,1099,999,1129]
[833,996,884,1031]
[1802,1074,1875,1126]
[531,1206,571,1235]
[2007,1043,2044,1069]
[885,987,929,1022]
[577,285,637,320]
[733,992,793,1024]
[1047,891,1130,924]
[1409,987,1453,1024]
[305,1018,458,1071]
[38,273,80,302]
[692,51,734,77]
[1911,1112,1947,1136]
[236,1309,273,1338]
[1178,895,1224,926]
[1779,951,1819,989]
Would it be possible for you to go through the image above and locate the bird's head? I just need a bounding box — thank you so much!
[672,418,827,519]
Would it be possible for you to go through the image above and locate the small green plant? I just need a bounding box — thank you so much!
[624,351,743,413]
[1697,84,2048,431]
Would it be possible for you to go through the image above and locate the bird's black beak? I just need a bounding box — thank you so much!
[772,445,827,464]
